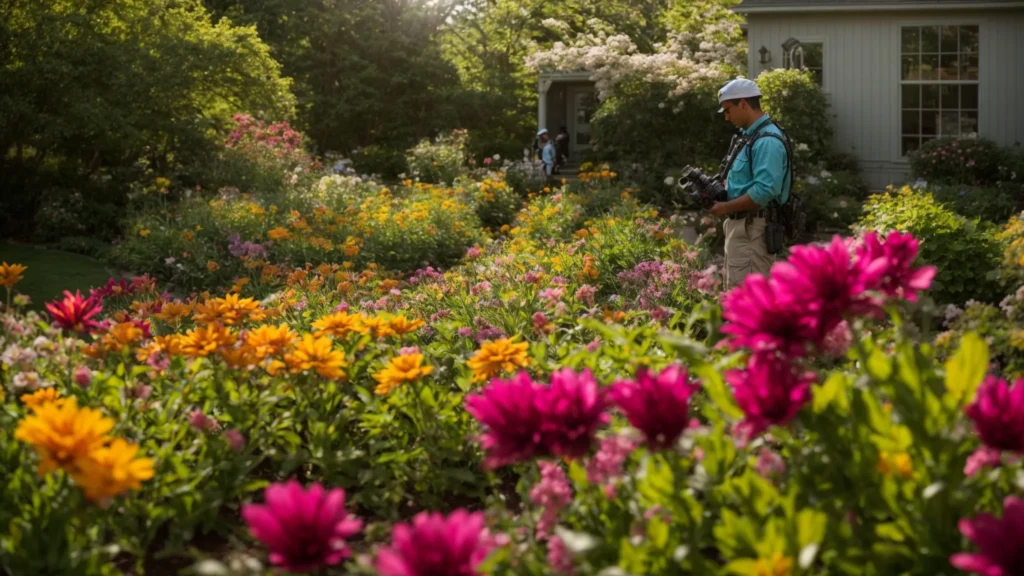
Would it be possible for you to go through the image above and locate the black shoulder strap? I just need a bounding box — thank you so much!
[746,121,794,206]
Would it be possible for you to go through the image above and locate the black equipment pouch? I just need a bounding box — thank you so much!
[764,205,785,255]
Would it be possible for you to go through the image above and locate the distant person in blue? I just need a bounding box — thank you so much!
[537,128,556,179]
[709,78,792,289]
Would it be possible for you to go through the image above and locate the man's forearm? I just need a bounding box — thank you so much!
[719,194,759,215]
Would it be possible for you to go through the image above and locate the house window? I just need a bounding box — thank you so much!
[782,40,824,86]
[900,25,979,156]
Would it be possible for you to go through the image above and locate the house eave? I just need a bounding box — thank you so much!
[737,1,1024,13]
[538,71,593,82]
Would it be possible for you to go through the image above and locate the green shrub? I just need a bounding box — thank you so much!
[931,183,1021,223]
[406,129,470,185]
[757,68,834,161]
[794,169,868,232]
[855,185,1003,304]
[908,137,1007,186]
[351,144,408,180]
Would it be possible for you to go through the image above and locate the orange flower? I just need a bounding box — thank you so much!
[268,227,291,240]
[387,315,425,335]
[312,311,366,339]
[73,438,154,502]
[373,353,433,395]
[246,323,298,358]
[20,388,62,409]
[0,262,27,289]
[358,315,396,339]
[14,398,114,475]
[154,301,193,324]
[467,338,530,383]
[207,261,220,272]
[284,334,347,380]
[100,322,145,353]
[179,324,237,357]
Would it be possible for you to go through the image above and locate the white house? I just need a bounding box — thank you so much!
[537,0,1024,190]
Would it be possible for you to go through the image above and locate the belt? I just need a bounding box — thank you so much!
[728,209,767,220]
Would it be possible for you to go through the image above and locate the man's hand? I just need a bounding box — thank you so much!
[709,202,731,218]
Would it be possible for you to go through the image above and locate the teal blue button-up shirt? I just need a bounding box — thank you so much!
[726,115,791,207]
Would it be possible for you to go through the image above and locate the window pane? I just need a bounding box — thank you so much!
[941,85,959,108]
[903,137,921,156]
[922,111,938,135]
[902,109,921,135]
[803,44,824,68]
[941,112,960,136]
[960,26,979,54]
[961,111,979,135]
[902,84,921,108]
[922,85,940,109]
[921,55,939,80]
[940,54,960,80]
[922,26,940,52]
[902,55,922,80]
[961,84,979,109]
[902,27,920,53]
[962,55,979,80]
[941,26,959,54]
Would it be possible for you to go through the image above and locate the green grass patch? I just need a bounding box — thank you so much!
[0,243,112,310]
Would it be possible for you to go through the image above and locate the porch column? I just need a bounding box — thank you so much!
[538,79,552,131]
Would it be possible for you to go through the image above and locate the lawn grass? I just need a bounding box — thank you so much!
[0,243,112,310]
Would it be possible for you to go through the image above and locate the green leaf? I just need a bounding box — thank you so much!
[696,363,743,420]
[945,332,988,404]
[812,372,850,415]
[724,559,759,575]
[866,348,892,381]
[796,509,827,549]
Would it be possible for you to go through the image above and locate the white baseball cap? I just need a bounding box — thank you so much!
[717,78,762,112]
[537,128,549,136]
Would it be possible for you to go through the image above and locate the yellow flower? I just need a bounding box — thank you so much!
[246,323,298,358]
[139,229,151,238]
[14,398,114,475]
[755,552,794,576]
[73,438,154,502]
[467,338,530,383]
[101,322,145,353]
[359,315,397,339]
[284,334,347,380]
[373,353,433,395]
[193,294,265,326]
[207,261,220,272]
[312,311,367,339]
[268,227,291,240]
[387,315,425,336]
[877,451,913,479]
[154,300,194,324]
[180,324,237,357]
[20,388,62,409]
[0,262,28,289]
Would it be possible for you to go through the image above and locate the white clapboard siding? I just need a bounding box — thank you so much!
[745,8,1024,190]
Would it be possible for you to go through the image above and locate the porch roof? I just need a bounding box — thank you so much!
[538,70,593,82]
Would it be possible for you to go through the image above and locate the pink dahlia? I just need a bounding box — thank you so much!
[539,368,611,459]
[965,376,1024,453]
[855,231,936,302]
[465,372,549,469]
[611,364,698,450]
[241,480,363,573]
[720,274,818,357]
[375,509,496,576]
[950,496,1024,575]
[725,353,814,439]
[45,290,103,333]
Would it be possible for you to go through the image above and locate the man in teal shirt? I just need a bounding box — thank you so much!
[709,78,792,289]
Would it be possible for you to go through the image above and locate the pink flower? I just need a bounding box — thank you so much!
[574,285,597,306]
[189,410,221,433]
[547,535,575,575]
[45,290,103,334]
[533,312,550,331]
[74,366,92,387]
[585,433,637,486]
[821,320,853,358]
[399,346,420,356]
[467,245,483,258]
[855,231,936,302]
[965,376,1024,453]
[224,429,246,452]
[375,510,495,576]
[530,461,573,539]
[465,372,549,469]
[720,275,818,357]
[243,480,362,573]
[611,365,698,450]
[950,496,1024,575]
[586,338,601,353]
[458,326,474,337]
[725,353,814,439]
[755,448,786,479]
[964,447,1002,477]
[539,368,611,459]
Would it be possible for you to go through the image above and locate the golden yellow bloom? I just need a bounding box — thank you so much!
[284,334,347,380]
[312,311,367,339]
[139,229,151,238]
[154,300,193,324]
[14,398,114,475]
[101,322,145,353]
[207,261,220,272]
[755,552,794,576]
[373,354,433,395]
[180,323,237,357]
[359,315,397,339]
[219,343,261,368]
[877,451,913,479]
[268,227,291,240]
[246,323,298,358]
[467,338,530,383]
[182,230,195,242]
[230,277,250,294]
[193,294,265,326]
[20,388,62,409]
[0,262,28,289]
[73,438,154,502]
[387,315,425,336]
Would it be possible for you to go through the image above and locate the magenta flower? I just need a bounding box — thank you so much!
[950,496,1024,575]
[720,274,818,357]
[465,372,549,469]
[770,235,881,341]
[241,480,363,573]
[611,364,698,450]
[855,231,936,301]
[539,368,611,459]
[725,353,814,439]
[375,510,496,576]
[45,290,103,334]
[965,376,1024,453]
[530,461,573,539]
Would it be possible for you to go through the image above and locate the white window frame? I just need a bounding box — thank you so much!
[781,35,829,94]
[897,22,982,159]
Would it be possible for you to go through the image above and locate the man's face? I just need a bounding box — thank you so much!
[721,100,748,129]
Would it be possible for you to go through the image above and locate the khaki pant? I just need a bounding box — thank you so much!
[724,216,775,289]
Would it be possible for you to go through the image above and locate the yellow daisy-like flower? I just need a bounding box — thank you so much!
[219,343,261,368]
[101,322,145,353]
[387,315,425,336]
[312,311,367,339]
[284,334,347,380]
[267,227,291,241]
[72,438,155,502]
[754,552,794,576]
[179,324,237,358]
[359,315,397,339]
[373,354,433,395]
[877,451,913,479]
[246,323,299,358]
[154,300,194,324]
[14,398,114,475]
[206,261,220,272]
[0,262,28,289]
[20,388,62,409]
[467,338,530,383]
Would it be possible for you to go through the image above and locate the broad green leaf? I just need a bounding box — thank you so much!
[866,348,892,381]
[812,372,850,415]
[945,332,988,404]
[724,559,759,575]
[796,509,827,549]
[695,363,743,420]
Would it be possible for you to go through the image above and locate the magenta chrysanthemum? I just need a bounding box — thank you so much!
[611,364,698,450]
[725,353,814,439]
[965,376,1024,453]
[855,230,936,302]
[539,368,611,459]
[45,290,103,334]
[375,509,496,576]
[465,372,549,469]
[951,496,1024,575]
[720,274,818,357]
